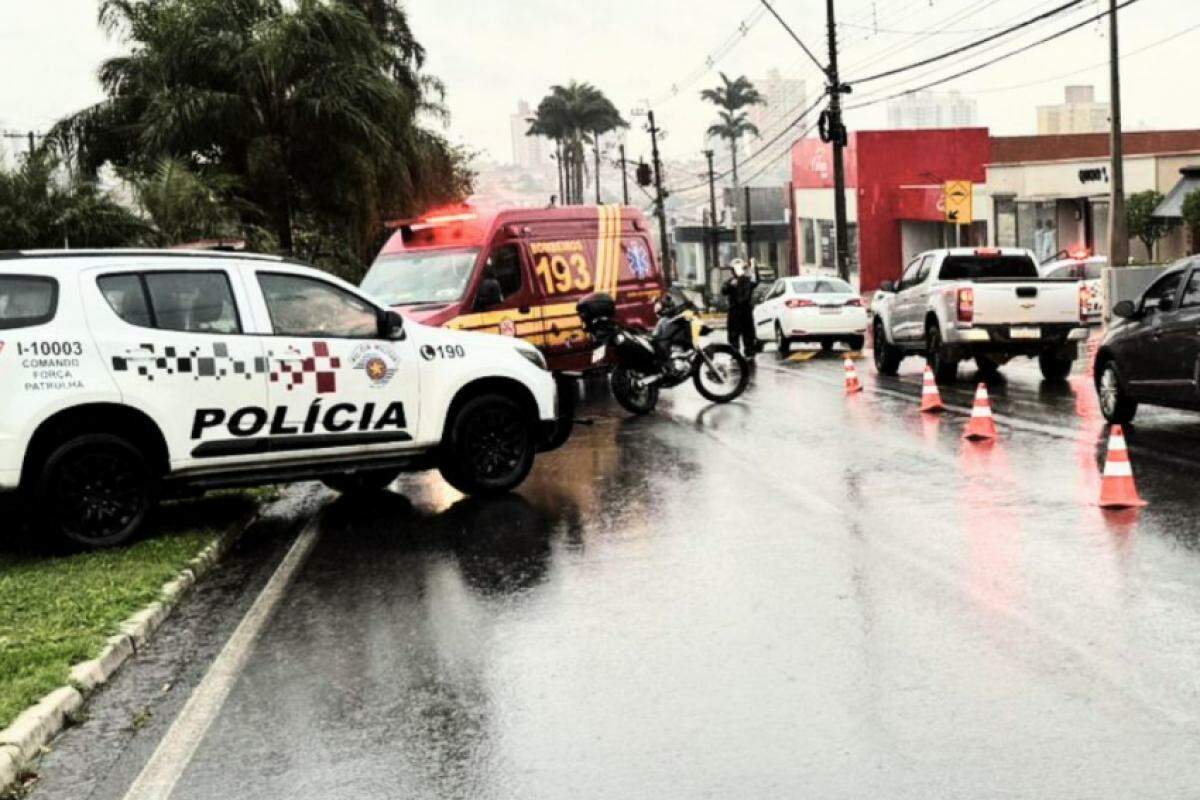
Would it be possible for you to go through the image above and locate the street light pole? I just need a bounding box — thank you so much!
[647,110,672,282]
[825,0,852,283]
[1107,0,1128,266]
[705,149,719,274]
[619,144,630,205]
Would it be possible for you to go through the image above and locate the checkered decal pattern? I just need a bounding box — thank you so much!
[111,342,267,383]
[268,341,340,394]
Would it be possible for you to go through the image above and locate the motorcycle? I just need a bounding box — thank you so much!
[577,289,750,415]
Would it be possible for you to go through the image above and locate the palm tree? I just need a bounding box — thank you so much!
[49,0,469,275]
[528,82,626,205]
[702,73,764,257]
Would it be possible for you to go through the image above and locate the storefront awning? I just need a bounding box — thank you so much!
[1154,167,1200,219]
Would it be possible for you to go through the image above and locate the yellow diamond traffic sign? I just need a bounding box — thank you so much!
[944,180,973,225]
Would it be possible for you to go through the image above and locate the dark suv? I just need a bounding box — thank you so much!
[1095,257,1200,423]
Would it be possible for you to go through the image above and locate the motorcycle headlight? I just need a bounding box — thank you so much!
[517,346,547,370]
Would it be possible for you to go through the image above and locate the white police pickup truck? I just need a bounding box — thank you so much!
[0,250,561,547]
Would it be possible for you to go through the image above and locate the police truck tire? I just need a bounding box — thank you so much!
[37,433,154,548]
[438,394,536,496]
[1038,351,1074,381]
[321,469,400,495]
[927,326,958,383]
[872,321,901,376]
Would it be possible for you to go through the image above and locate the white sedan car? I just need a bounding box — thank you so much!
[1041,255,1105,324]
[753,276,868,355]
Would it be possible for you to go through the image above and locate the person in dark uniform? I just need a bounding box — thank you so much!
[722,258,758,358]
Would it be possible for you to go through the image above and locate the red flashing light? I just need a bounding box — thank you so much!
[957,286,975,323]
[420,212,478,226]
[1069,245,1092,260]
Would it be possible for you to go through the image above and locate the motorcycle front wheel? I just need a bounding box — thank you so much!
[611,366,659,415]
[693,344,750,404]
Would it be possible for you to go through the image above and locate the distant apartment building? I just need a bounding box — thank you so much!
[1037,85,1110,135]
[509,100,545,169]
[885,91,978,129]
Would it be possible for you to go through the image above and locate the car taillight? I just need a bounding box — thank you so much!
[786,298,816,308]
[844,297,862,307]
[956,287,974,323]
[1079,283,1091,321]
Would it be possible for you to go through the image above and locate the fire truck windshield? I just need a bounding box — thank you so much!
[362,248,480,306]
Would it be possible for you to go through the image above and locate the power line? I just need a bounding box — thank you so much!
[674,96,825,194]
[966,19,1200,96]
[740,121,820,186]
[845,0,1144,111]
[650,3,768,106]
[848,0,1088,84]
[759,0,827,74]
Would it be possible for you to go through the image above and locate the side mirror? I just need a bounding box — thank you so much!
[879,280,897,293]
[380,309,406,340]
[1112,299,1137,319]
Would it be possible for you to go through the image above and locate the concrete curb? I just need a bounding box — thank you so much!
[0,510,256,797]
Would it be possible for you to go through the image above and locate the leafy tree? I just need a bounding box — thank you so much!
[527,82,626,205]
[1181,189,1200,255]
[0,153,148,249]
[128,157,244,247]
[1125,190,1169,259]
[50,0,470,276]
[701,73,764,191]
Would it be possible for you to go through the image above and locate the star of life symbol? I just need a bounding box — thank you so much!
[352,343,399,388]
[626,242,652,280]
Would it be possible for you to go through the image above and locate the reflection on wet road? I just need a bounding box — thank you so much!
[37,350,1200,799]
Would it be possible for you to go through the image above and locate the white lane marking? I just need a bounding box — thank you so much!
[121,517,324,800]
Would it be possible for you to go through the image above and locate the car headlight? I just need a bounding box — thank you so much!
[517,346,548,370]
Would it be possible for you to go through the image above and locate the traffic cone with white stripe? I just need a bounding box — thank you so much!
[962,383,998,440]
[844,356,863,395]
[920,366,945,413]
[1099,425,1147,509]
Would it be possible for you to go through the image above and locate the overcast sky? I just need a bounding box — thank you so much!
[1,0,1196,168]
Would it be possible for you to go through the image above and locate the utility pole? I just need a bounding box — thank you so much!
[1,130,43,158]
[647,110,672,282]
[1107,0,1129,267]
[619,144,630,206]
[825,0,852,283]
[705,149,719,274]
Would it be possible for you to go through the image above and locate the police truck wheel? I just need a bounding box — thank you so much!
[321,469,400,495]
[1038,351,1074,382]
[37,433,154,548]
[926,327,958,383]
[438,394,535,495]
[775,323,791,357]
[872,321,901,376]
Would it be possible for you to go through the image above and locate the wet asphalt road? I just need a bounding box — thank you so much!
[24,342,1200,800]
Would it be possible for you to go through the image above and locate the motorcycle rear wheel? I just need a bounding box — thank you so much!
[611,366,659,415]
[693,344,750,404]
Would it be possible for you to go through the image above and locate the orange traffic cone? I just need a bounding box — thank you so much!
[919,366,945,413]
[962,383,998,440]
[1098,425,1147,509]
[844,356,863,395]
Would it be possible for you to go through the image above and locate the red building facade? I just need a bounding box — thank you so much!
[792,128,990,291]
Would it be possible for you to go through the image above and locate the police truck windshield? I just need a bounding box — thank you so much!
[362,248,480,306]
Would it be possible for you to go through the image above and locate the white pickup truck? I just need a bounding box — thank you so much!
[872,247,1091,382]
